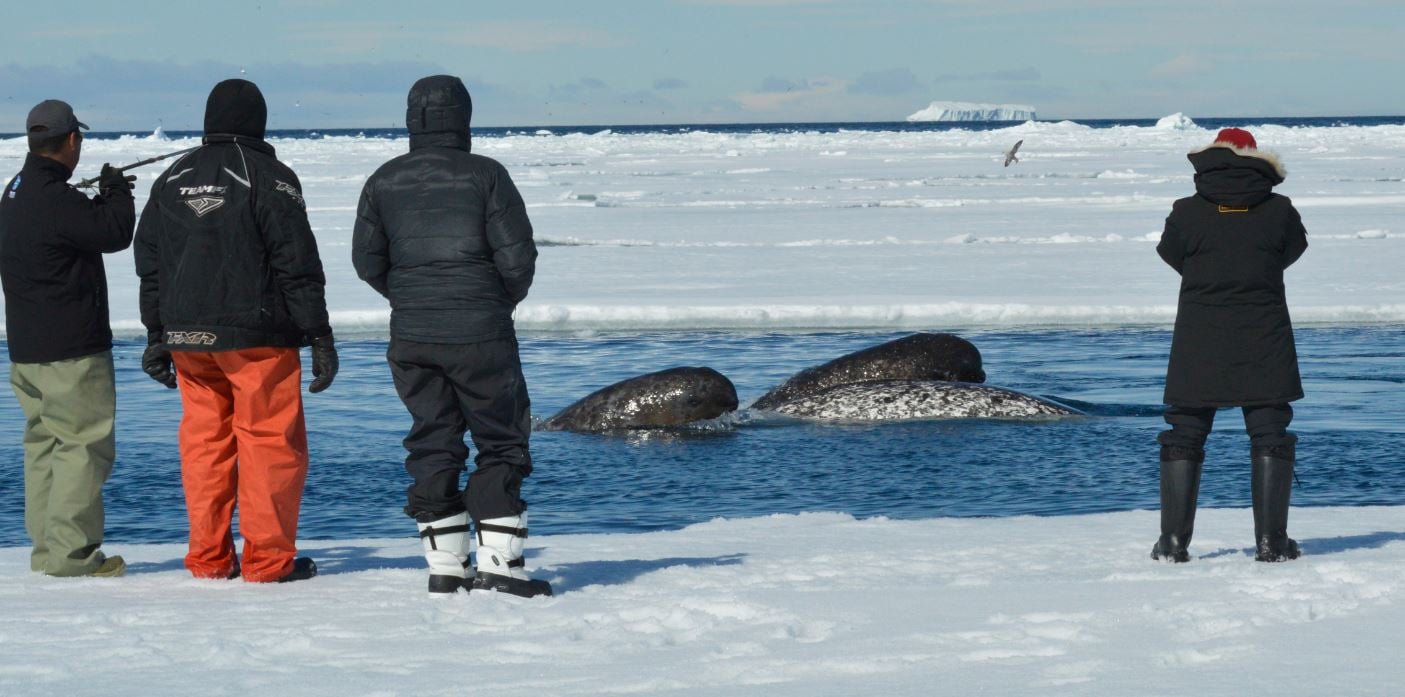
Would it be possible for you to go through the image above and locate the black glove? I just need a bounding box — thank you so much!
[309,334,338,394]
[142,341,178,389]
[97,164,136,198]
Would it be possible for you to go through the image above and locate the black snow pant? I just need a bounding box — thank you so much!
[387,337,533,524]
[1157,403,1296,452]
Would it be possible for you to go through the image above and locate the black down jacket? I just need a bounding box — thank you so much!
[134,79,331,352]
[1157,144,1308,407]
[352,75,536,343]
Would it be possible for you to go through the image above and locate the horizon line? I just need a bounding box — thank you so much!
[5,113,1405,139]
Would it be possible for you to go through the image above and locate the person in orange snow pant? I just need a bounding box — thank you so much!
[133,80,337,583]
[171,349,309,582]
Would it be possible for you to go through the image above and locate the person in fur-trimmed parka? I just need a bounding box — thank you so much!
[1151,127,1308,565]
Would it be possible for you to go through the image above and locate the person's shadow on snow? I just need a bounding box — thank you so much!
[1299,531,1405,555]
[125,558,188,574]
[124,545,426,576]
[307,544,747,592]
[543,554,746,594]
[311,544,424,574]
[127,546,747,593]
[1198,530,1405,560]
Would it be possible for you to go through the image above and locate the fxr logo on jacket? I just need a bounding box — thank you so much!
[275,180,304,209]
[166,331,219,346]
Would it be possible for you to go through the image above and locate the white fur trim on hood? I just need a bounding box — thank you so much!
[1188,142,1287,179]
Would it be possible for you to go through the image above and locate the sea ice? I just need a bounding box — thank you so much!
[2,120,1403,335]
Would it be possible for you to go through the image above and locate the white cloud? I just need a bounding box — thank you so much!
[29,25,146,40]
[675,0,843,5]
[1151,54,1212,77]
[287,20,626,55]
[439,21,625,52]
[732,77,847,111]
[849,68,921,96]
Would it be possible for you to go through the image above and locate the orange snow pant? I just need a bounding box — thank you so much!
[172,347,308,582]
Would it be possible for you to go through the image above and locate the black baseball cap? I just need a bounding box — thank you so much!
[26,99,89,138]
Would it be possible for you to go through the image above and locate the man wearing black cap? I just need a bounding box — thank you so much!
[0,100,135,577]
[352,75,548,597]
[134,79,337,583]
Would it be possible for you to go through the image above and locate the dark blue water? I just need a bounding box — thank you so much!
[6,116,1404,142]
[2,326,1403,546]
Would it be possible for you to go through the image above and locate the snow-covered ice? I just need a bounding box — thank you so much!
[906,101,1038,122]
[3,507,1402,695]
[2,120,1404,335]
[2,122,1404,694]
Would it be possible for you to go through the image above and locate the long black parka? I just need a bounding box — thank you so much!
[1157,144,1308,407]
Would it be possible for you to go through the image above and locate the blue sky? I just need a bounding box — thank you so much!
[2,0,1402,130]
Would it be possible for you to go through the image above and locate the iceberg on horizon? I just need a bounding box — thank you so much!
[906,101,1037,122]
[1155,112,1197,130]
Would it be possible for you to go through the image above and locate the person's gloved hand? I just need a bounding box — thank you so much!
[97,163,136,198]
[142,340,178,389]
[309,334,338,393]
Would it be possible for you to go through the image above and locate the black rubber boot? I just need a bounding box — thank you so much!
[1151,446,1203,563]
[1252,444,1301,562]
[276,557,318,583]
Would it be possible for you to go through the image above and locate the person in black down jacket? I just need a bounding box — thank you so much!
[134,79,336,584]
[352,75,548,597]
[1152,128,1308,565]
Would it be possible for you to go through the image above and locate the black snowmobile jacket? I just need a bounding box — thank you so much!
[135,78,329,353]
[0,153,135,364]
[1157,144,1308,407]
[135,137,330,351]
[352,75,536,344]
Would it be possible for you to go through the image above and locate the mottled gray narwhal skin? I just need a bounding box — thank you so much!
[770,380,1082,421]
[539,367,740,432]
[750,333,986,411]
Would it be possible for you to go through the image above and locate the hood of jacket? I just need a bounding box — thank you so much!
[203,79,267,140]
[1187,144,1286,208]
[406,75,472,152]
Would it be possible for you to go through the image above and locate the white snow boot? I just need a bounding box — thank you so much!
[471,512,553,597]
[417,512,471,594]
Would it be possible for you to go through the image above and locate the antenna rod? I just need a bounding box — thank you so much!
[76,146,200,190]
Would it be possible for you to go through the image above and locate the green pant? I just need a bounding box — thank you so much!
[9,351,116,576]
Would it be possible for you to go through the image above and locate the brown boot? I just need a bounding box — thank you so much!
[84,555,126,578]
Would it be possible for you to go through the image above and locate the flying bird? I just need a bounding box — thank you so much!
[1003,140,1023,167]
